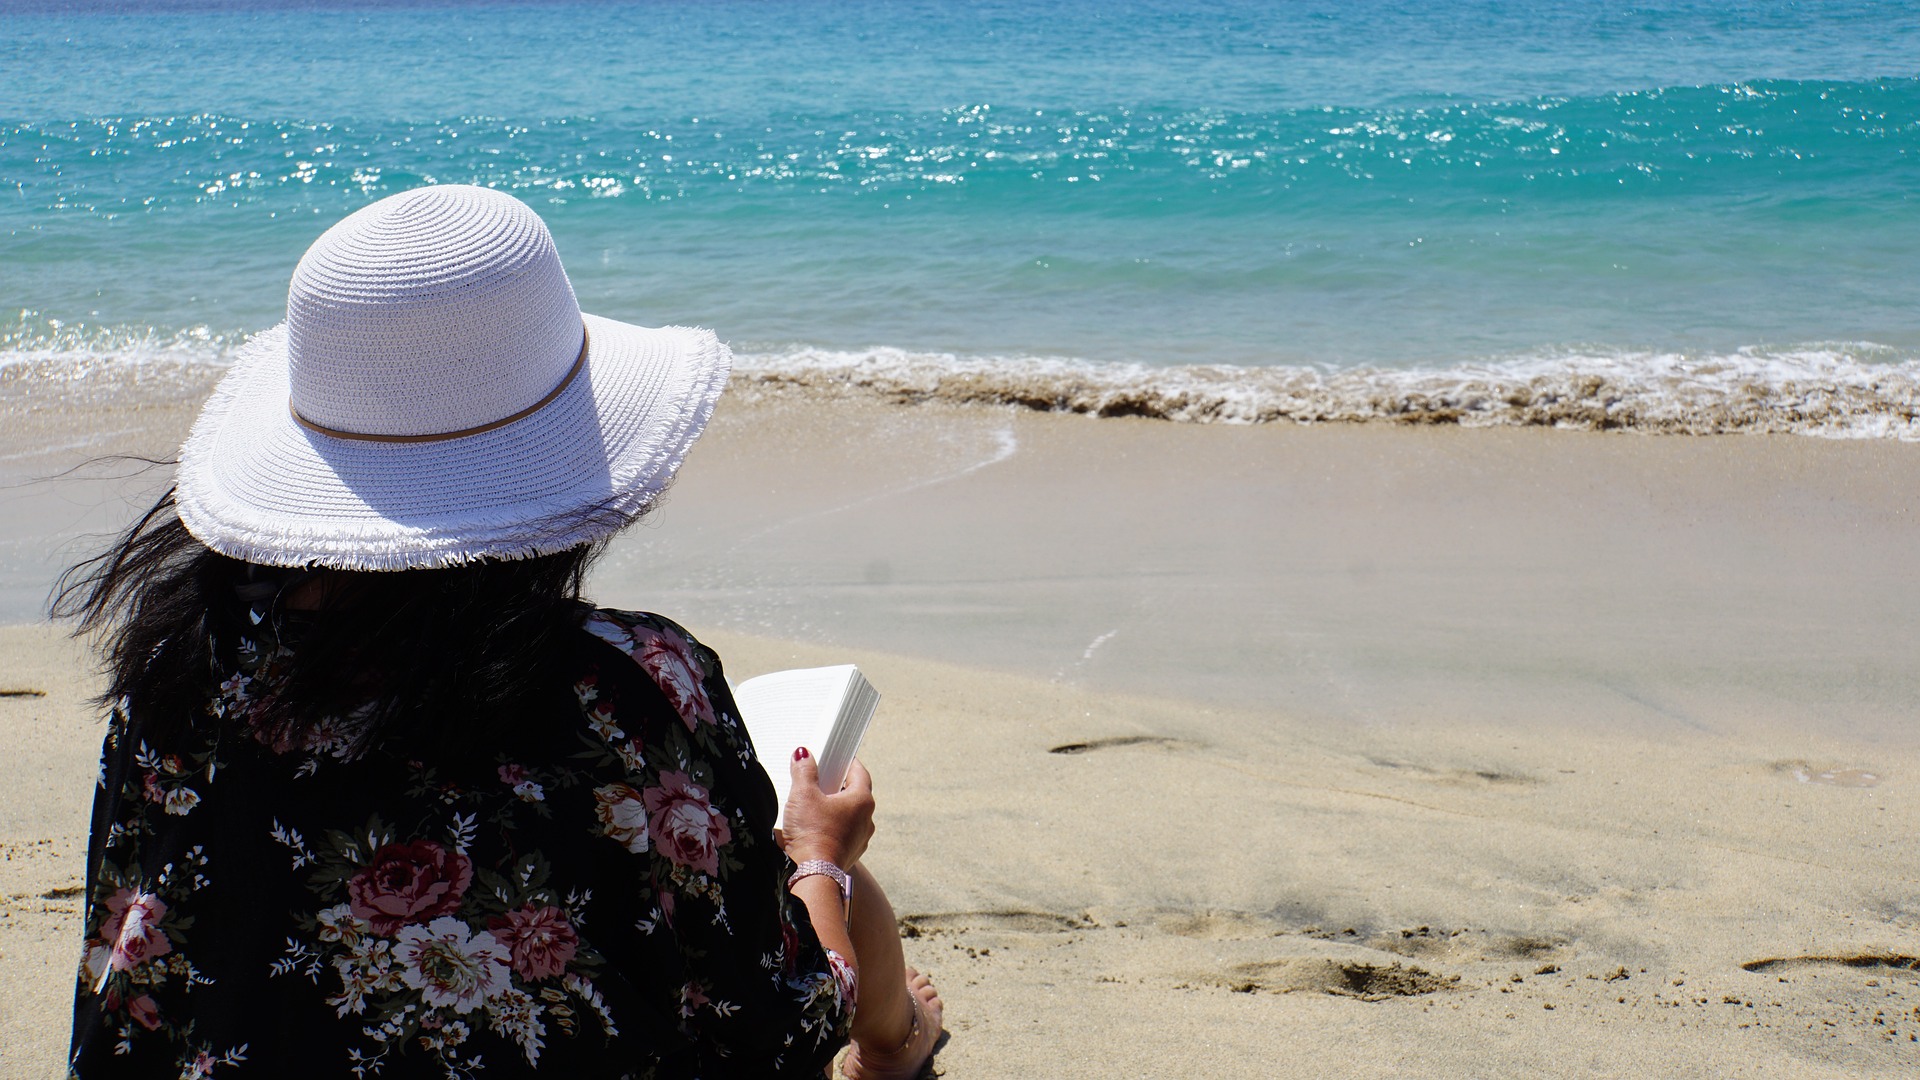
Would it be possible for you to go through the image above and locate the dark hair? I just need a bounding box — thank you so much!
[52,486,612,760]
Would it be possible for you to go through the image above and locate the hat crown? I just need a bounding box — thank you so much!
[286,185,583,438]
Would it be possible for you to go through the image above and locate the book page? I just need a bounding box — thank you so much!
[816,671,877,814]
[733,665,862,826]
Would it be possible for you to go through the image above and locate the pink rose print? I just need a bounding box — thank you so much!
[644,771,731,877]
[127,994,162,1031]
[592,783,649,853]
[487,904,580,982]
[346,840,473,936]
[101,889,172,972]
[633,629,715,730]
[497,764,526,786]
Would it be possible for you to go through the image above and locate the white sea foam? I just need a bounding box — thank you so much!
[1,314,246,369]
[7,321,1920,440]
[733,342,1920,439]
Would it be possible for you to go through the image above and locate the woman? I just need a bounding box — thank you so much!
[57,185,941,1078]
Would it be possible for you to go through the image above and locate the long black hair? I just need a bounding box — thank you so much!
[52,486,614,760]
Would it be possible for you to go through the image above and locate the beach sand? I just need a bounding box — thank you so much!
[3,377,1918,1077]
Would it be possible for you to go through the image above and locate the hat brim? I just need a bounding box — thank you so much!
[176,313,730,570]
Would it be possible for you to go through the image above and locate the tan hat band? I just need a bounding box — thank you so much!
[290,326,590,444]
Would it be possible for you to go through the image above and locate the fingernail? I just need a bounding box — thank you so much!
[794,746,809,761]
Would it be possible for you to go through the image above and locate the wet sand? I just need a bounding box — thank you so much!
[3,376,1918,1076]
[622,388,1920,746]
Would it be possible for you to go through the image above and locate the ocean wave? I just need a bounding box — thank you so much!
[733,344,1920,439]
[0,314,240,413]
[6,324,1919,439]
[0,313,245,369]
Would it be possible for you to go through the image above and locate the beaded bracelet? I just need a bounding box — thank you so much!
[788,859,854,921]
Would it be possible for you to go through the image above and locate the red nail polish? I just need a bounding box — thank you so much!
[794,746,809,761]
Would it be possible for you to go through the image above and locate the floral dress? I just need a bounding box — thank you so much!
[70,609,855,1079]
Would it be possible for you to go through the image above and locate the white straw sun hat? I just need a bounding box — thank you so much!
[175,184,731,570]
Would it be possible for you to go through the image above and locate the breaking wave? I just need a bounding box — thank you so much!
[734,343,1920,439]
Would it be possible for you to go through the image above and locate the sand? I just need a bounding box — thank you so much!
[3,381,1918,1077]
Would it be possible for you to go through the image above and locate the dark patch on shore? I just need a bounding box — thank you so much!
[1049,735,1184,755]
[1364,757,1539,787]
[1742,954,1920,973]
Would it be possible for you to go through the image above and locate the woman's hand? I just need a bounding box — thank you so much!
[778,749,874,869]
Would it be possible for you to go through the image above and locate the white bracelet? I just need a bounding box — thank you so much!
[788,859,853,912]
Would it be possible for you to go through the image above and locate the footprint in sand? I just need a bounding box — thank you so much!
[899,910,1088,939]
[1775,761,1883,788]
[1365,926,1568,964]
[1156,910,1275,940]
[1218,957,1460,1000]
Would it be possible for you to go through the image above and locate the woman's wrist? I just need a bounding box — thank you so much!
[788,860,853,917]
[783,842,846,867]
[787,867,857,959]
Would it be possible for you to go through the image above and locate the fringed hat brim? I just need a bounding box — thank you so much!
[175,313,730,570]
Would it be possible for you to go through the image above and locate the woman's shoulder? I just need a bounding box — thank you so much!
[568,607,739,736]
[576,607,725,685]
[579,606,707,650]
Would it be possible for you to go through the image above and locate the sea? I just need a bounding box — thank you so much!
[5,0,1920,435]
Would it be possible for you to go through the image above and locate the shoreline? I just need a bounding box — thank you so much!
[10,339,1920,438]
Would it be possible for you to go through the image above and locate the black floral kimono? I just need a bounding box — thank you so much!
[70,608,854,1079]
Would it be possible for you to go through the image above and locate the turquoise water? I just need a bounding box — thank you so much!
[5,0,1920,428]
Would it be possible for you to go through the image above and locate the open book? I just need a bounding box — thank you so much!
[733,665,879,828]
